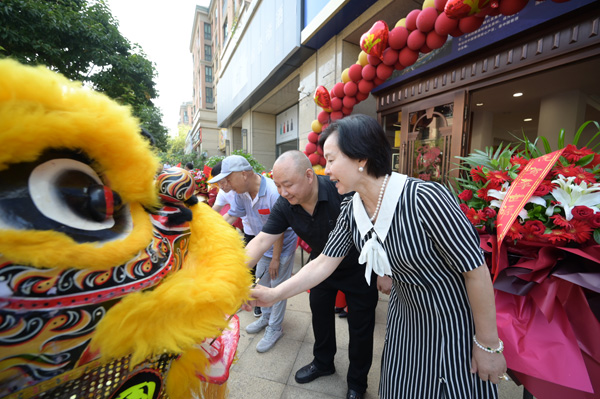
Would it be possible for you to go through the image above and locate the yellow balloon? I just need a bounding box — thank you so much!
[341,68,350,84]
[357,51,368,67]
[311,119,322,134]
[312,165,325,175]
[422,0,436,9]
[395,18,406,28]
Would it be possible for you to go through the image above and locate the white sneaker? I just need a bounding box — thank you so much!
[256,326,283,353]
[245,314,269,334]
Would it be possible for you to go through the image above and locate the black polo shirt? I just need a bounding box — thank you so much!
[262,175,360,271]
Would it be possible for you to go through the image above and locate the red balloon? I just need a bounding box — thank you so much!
[394,62,404,70]
[420,44,432,54]
[322,123,329,131]
[308,152,320,166]
[362,64,377,80]
[435,0,449,12]
[367,54,382,66]
[449,26,464,37]
[317,145,323,155]
[405,9,421,31]
[356,91,369,102]
[314,86,332,112]
[434,12,459,35]
[348,64,363,82]
[382,47,399,66]
[459,15,485,33]
[426,30,448,49]
[330,88,336,99]
[399,47,419,67]
[342,106,353,115]
[498,0,527,15]
[416,7,438,33]
[373,77,385,87]
[333,82,345,98]
[388,27,409,50]
[319,156,326,167]
[330,111,344,121]
[360,20,389,60]
[305,142,317,154]
[344,82,358,97]
[307,131,319,143]
[407,30,426,51]
[376,63,394,80]
[331,97,343,111]
[358,79,374,94]
[343,96,357,108]
[317,111,330,125]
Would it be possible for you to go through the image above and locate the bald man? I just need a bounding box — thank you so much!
[245,151,378,399]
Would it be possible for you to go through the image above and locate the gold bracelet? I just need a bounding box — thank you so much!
[473,335,504,354]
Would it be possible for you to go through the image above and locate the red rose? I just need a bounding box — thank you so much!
[572,206,594,221]
[589,213,600,229]
[459,203,469,214]
[522,220,546,241]
[458,189,473,201]
[481,207,496,219]
[533,181,552,196]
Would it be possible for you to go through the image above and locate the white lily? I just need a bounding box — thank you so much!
[487,182,547,220]
[548,175,600,220]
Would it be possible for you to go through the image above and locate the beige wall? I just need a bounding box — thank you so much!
[250,112,276,170]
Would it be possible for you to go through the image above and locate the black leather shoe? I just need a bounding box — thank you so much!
[346,389,364,399]
[294,362,335,384]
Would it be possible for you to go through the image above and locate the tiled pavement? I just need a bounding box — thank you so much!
[226,248,527,399]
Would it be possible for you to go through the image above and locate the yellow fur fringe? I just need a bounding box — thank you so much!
[91,202,252,396]
[0,59,160,209]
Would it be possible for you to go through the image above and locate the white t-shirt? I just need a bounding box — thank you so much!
[215,189,254,235]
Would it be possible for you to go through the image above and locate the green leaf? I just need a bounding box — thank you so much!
[575,153,594,167]
[594,229,600,245]
[540,136,552,154]
[558,129,565,149]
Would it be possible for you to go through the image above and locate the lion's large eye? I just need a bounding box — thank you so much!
[28,159,123,230]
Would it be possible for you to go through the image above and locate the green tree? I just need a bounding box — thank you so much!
[0,0,168,149]
[159,125,204,168]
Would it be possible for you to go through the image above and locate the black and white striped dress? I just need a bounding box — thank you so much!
[323,174,498,399]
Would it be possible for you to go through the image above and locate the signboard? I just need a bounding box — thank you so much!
[276,104,299,144]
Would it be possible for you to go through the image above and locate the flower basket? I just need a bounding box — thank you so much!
[451,121,600,398]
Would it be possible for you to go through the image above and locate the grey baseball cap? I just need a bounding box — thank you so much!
[208,155,252,183]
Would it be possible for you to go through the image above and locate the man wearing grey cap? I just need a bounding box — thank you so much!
[208,155,297,352]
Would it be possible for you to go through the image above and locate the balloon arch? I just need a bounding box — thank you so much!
[305,0,572,169]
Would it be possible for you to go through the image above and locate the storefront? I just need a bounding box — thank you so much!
[375,0,600,184]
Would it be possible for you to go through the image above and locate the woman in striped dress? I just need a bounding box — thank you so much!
[251,114,506,399]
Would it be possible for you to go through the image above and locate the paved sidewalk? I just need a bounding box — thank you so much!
[227,249,527,399]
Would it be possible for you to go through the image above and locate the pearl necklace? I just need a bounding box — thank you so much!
[370,174,390,222]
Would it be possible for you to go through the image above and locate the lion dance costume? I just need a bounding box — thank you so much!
[0,59,251,399]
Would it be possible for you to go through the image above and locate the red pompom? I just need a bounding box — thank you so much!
[376,63,394,80]
[348,64,363,82]
[426,30,448,49]
[367,54,382,66]
[416,7,438,33]
[317,111,330,125]
[343,96,357,108]
[331,97,343,111]
[459,15,484,33]
[344,81,358,97]
[434,12,459,35]
[498,0,528,15]
[308,152,320,166]
[382,47,400,66]
[330,111,344,121]
[305,142,317,154]
[307,131,320,143]
[407,30,426,50]
[358,79,374,94]
[399,47,419,67]
[333,82,345,98]
[388,27,409,50]
[405,9,421,31]
[356,91,369,101]
[362,64,377,81]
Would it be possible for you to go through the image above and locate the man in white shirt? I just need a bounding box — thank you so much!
[208,155,297,352]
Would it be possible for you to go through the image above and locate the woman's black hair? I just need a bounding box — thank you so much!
[319,114,392,178]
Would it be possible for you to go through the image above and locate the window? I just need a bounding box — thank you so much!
[206,87,213,104]
[205,66,213,83]
[204,22,211,40]
[204,45,212,62]
[223,18,228,43]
